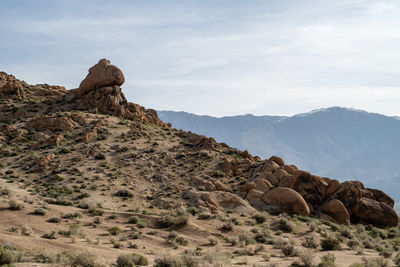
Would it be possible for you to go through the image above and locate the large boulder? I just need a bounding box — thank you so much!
[328,181,363,215]
[366,188,394,208]
[317,199,350,225]
[293,171,328,207]
[269,155,284,166]
[260,187,310,216]
[352,197,398,227]
[183,190,256,215]
[77,59,125,97]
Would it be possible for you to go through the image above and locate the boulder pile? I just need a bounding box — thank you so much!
[73,59,167,127]
[239,156,398,227]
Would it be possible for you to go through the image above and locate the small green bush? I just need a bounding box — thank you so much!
[34,208,46,216]
[47,217,61,223]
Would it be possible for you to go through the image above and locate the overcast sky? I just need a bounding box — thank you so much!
[1,0,400,117]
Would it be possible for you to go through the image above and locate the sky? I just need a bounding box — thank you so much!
[1,0,400,117]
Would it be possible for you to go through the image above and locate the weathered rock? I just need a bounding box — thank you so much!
[183,190,256,215]
[274,168,289,183]
[317,199,350,225]
[282,165,296,175]
[260,187,310,216]
[77,59,125,97]
[366,188,394,208]
[50,134,64,147]
[293,171,328,207]
[256,172,279,186]
[0,72,28,100]
[278,175,297,189]
[328,181,362,215]
[323,178,341,197]
[253,178,272,192]
[269,155,284,166]
[27,116,79,131]
[191,177,216,191]
[353,197,398,227]
[245,189,266,210]
[83,127,98,142]
[35,153,55,171]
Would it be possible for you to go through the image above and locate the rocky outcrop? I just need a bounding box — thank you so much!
[352,197,398,227]
[260,187,310,216]
[27,115,79,131]
[293,171,328,207]
[73,59,167,127]
[269,155,284,166]
[328,181,362,215]
[183,189,256,215]
[0,72,28,100]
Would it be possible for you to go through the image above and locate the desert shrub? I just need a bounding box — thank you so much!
[33,208,46,216]
[197,212,213,220]
[393,252,400,266]
[158,209,188,229]
[128,216,139,224]
[321,236,341,251]
[281,243,297,257]
[21,226,32,236]
[308,220,319,232]
[347,239,360,250]
[302,236,318,248]
[93,217,103,224]
[187,207,198,215]
[94,153,105,160]
[220,222,233,232]
[114,189,133,198]
[254,230,273,244]
[317,253,337,267]
[62,212,82,220]
[108,226,121,236]
[298,249,315,267]
[277,218,294,233]
[379,247,393,258]
[253,213,267,224]
[89,208,104,216]
[349,257,389,267]
[47,217,61,223]
[338,226,353,239]
[0,245,15,265]
[42,231,57,239]
[153,255,187,267]
[8,199,24,210]
[238,234,256,245]
[117,253,148,266]
[69,252,103,267]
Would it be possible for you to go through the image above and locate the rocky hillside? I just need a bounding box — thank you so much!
[158,108,400,202]
[0,60,399,266]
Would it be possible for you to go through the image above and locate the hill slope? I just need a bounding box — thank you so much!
[158,108,400,201]
[0,60,398,266]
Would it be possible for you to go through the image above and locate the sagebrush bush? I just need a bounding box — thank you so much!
[9,199,24,210]
[69,252,103,267]
[321,236,340,251]
[47,217,61,223]
[302,236,318,249]
[0,246,15,265]
[33,208,46,216]
[116,253,149,266]
[317,253,337,267]
[277,218,294,233]
[158,209,188,229]
[128,216,139,224]
[253,213,267,224]
[298,249,315,267]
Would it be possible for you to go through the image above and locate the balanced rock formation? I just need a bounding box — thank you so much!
[73,59,167,127]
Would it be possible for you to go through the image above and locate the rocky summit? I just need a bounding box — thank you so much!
[0,60,399,266]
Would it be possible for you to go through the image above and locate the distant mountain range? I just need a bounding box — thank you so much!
[159,107,400,202]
